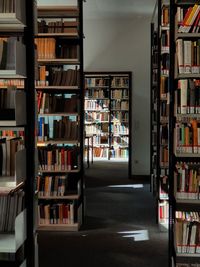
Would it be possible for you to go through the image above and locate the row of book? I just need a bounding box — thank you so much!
[161,5,169,27]
[37,117,78,142]
[85,124,109,135]
[84,100,109,110]
[0,0,15,14]
[110,100,129,110]
[0,189,24,233]
[111,89,129,99]
[177,5,200,33]
[161,53,169,75]
[85,78,109,88]
[112,111,129,122]
[177,39,200,74]
[0,79,24,87]
[160,124,168,145]
[160,76,169,95]
[111,77,129,88]
[0,130,24,138]
[160,145,168,167]
[176,211,200,254]
[112,136,129,147]
[109,148,129,158]
[93,136,108,145]
[175,162,200,200]
[159,201,169,223]
[0,87,18,109]
[37,92,78,114]
[0,37,19,71]
[175,121,200,154]
[37,66,79,87]
[38,202,75,225]
[38,20,78,35]
[85,89,109,99]
[85,77,129,88]
[37,175,73,197]
[93,147,108,158]
[161,30,169,51]
[38,146,79,171]
[160,101,169,118]
[0,137,24,176]
[35,38,78,60]
[176,79,200,115]
[85,111,109,122]
[111,124,129,135]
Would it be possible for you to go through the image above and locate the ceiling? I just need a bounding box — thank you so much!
[37,0,157,19]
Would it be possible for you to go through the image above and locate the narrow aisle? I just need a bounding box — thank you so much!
[38,162,168,267]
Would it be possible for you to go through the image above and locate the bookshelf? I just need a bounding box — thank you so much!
[36,0,84,232]
[84,71,132,174]
[169,1,200,267]
[151,0,169,232]
[0,0,37,267]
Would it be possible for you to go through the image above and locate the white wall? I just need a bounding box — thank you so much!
[38,0,152,175]
[84,17,151,175]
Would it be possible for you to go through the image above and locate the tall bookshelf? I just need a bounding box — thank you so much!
[151,0,170,232]
[0,0,36,267]
[169,1,200,267]
[35,0,84,232]
[84,71,132,174]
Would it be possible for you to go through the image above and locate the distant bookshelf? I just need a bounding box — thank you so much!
[84,72,132,174]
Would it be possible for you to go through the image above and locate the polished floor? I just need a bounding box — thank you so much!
[38,161,168,267]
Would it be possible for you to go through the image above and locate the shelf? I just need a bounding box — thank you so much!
[176,199,200,204]
[35,85,80,90]
[37,140,79,146]
[175,153,200,158]
[0,210,26,253]
[176,253,200,258]
[38,194,79,200]
[37,58,80,65]
[37,6,79,18]
[38,169,80,173]
[38,223,79,231]
[85,86,109,89]
[36,33,79,38]
[38,113,79,116]
[175,73,200,79]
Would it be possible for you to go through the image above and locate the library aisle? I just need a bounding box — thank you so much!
[38,162,168,267]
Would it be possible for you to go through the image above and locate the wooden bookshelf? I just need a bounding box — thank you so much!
[0,1,37,266]
[36,1,84,232]
[168,1,200,267]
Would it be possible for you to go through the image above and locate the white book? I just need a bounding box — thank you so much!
[176,39,184,74]
[179,80,188,114]
[184,40,192,73]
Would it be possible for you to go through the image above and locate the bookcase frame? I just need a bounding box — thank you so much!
[35,0,84,232]
[169,1,200,266]
[84,71,132,176]
[151,0,170,233]
[0,1,37,267]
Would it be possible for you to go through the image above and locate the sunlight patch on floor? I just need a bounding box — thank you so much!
[118,230,149,241]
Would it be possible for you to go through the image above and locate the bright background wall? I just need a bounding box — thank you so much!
[38,0,154,175]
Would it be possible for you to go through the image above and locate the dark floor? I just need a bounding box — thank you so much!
[38,161,168,267]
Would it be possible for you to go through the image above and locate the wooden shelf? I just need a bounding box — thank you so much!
[37,6,79,18]
[38,58,80,65]
[35,85,80,90]
[37,140,79,146]
[37,223,79,231]
[38,194,79,200]
[38,169,80,173]
[38,112,79,116]
[36,33,79,38]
